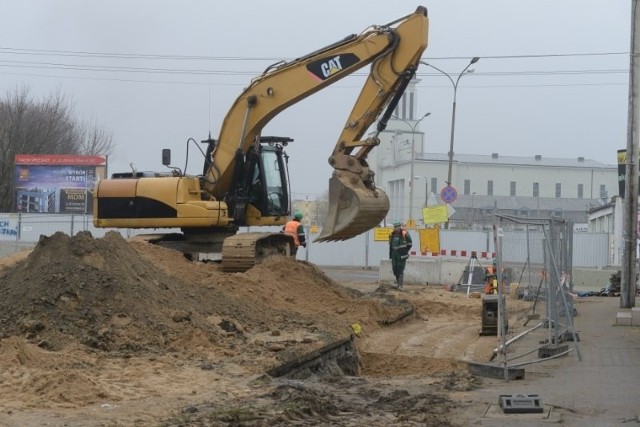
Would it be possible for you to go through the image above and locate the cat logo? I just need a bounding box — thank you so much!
[307,53,360,82]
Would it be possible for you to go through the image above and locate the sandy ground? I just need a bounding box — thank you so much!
[0,232,532,426]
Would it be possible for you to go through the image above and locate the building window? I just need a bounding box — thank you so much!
[409,92,415,120]
[577,183,583,199]
[464,179,471,195]
[388,179,406,222]
[555,183,561,198]
[431,178,438,194]
[533,182,539,197]
[599,184,607,199]
[487,180,493,196]
[510,181,516,196]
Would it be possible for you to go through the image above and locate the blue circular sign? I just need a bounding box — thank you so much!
[440,186,458,203]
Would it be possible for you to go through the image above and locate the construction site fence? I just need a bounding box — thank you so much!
[0,213,613,269]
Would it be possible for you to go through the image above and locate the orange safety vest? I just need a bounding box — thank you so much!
[284,220,301,246]
[484,266,496,294]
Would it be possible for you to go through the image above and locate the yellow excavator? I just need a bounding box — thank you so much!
[93,7,429,271]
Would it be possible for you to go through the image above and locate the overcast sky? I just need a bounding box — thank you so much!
[0,0,631,200]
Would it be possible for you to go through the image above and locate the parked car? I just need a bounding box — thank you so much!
[598,284,620,297]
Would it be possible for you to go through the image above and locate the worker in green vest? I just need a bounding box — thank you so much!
[389,221,412,289]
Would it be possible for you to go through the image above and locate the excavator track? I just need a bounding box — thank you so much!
[221,232,294,272]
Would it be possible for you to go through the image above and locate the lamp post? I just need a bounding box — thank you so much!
[421,57,479,228]
[393,112,431,228]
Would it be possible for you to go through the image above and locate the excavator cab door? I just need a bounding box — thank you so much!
[246,142,290,218]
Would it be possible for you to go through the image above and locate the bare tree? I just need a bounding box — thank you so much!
[0,87,113,212]
[76,118,114,156]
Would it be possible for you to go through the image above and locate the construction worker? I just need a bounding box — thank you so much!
[389,221,412,289]
[483,260,498,294]
[283,211,306,256]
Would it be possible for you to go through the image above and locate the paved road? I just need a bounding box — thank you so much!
[456,296,640,426]
[320,266,380,283]
[321,266,640,426]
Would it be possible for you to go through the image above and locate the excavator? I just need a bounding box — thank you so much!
[93,6,429,272]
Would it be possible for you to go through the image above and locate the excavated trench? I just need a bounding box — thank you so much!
[267,336,359,378]
[267,305,415,379]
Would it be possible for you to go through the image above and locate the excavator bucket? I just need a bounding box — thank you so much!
[315,175,390,242]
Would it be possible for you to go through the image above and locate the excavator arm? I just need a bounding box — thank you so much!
[204,7,428,241]
[317,11,428,241]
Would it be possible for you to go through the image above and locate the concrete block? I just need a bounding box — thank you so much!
[631,307,640,318]
[468,362,525,380]
[632,317,640,327]
[499,394,544,414]
[538,344,569,358]
[616,312,632,326]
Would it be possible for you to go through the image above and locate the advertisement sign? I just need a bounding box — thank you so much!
[14,154,107,214]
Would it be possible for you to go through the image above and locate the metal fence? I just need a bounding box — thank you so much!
[0,213,613,269]
[492,215,581,379]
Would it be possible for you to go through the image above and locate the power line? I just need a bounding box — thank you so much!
[425,52,629,60]
[0,47,631,89]
[0,47,275,61]
[0,57,631,78]
[0,46,629,61]
[0,69,628,90]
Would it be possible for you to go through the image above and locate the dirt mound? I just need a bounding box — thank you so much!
[0,232,408,366]
[0,232,497,426]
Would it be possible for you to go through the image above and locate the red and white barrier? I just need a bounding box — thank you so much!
[409,249,496,259]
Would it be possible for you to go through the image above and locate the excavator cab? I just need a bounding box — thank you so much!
[226,137,292,226]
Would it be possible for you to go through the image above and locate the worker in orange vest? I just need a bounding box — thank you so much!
[484,260,498,294]
[283,211,306,256]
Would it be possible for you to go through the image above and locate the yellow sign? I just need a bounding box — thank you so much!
[309,225,319,233]
[374,227,393,241]
[418,228,440,254]
[617,149,626,164]
[406,218,417,229]
[422,205,448,224]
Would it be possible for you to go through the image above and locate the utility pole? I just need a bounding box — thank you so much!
[621,0,640,308]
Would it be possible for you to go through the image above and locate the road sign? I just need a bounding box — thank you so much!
[440,185,458,204]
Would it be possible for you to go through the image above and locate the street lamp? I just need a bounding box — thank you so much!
[421,57,479,228]
[392,112,431,228]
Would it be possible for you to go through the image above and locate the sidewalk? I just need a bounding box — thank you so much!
[457,297,640,426]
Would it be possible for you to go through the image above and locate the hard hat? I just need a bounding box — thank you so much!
[293,211,303,220]
[393,221,402,227]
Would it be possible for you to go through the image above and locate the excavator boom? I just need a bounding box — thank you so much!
[206,7,428,242]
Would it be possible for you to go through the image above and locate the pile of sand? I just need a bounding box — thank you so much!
[0,231,409,367]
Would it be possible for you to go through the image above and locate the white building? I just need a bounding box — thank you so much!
[588,197,624,266]
[368,79,619,227]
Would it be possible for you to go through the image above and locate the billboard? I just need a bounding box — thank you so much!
[14,154,107,214]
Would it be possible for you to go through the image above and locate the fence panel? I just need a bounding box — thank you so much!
[0,213,616,271]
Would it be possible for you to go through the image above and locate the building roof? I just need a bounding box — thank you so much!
[416,152,616,169]
[451,194,608,212]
